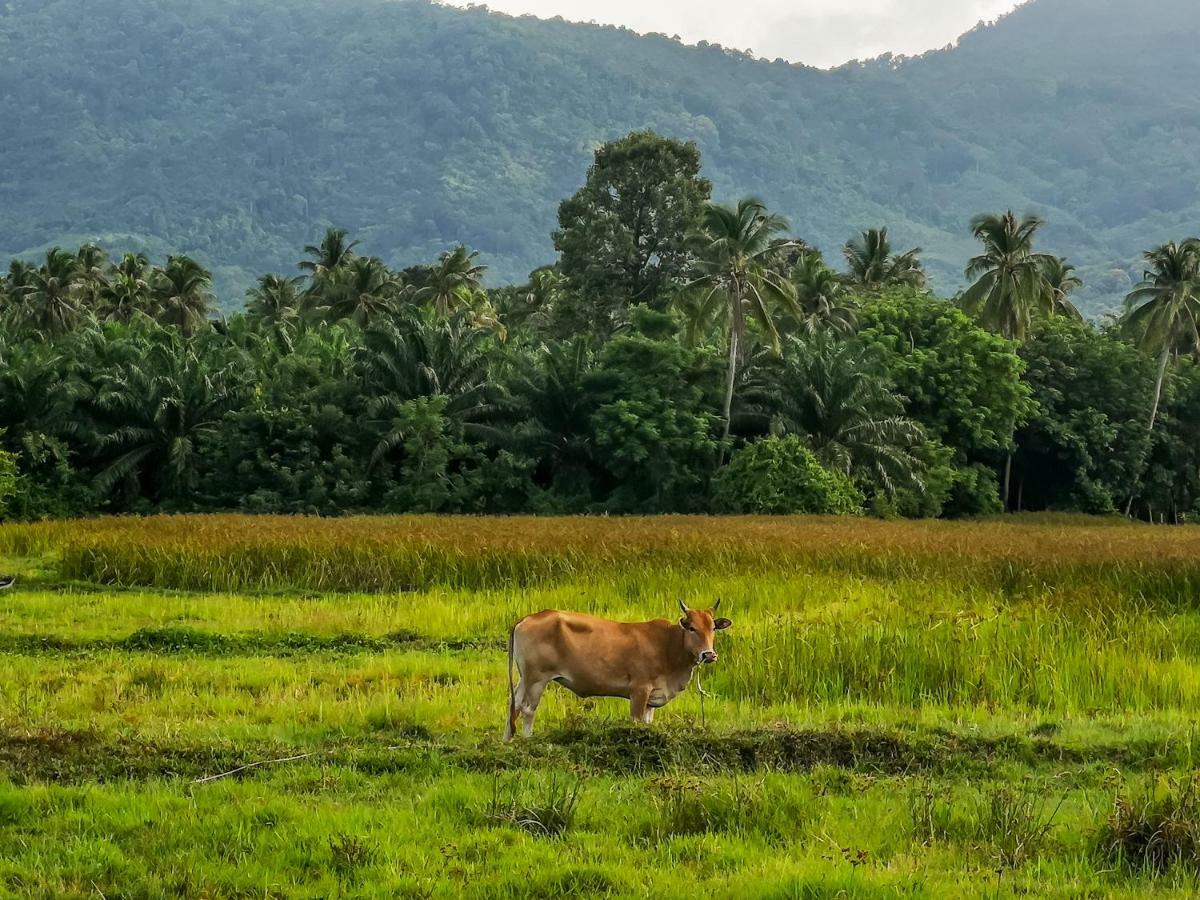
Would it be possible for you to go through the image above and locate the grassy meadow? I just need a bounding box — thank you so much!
[1,515,1200,897]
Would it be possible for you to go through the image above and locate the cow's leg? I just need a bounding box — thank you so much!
[520,677,549,737]
[504,677,525,742]
[630,685,652,724]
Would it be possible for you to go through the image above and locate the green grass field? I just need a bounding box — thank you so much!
[2,515,1199,897]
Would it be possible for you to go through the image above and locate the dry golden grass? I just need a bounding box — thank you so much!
[3,512,1197,594]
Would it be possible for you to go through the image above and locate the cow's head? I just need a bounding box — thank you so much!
[678,599,732,665]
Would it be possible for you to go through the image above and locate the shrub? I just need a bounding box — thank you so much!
[485,773,583,838]
[713,436,863,515]
[1097,775,1200,873]
[329,833,378,881]
[0,446,16,519]
[908,780,1062,870]
[943,464,1003,518]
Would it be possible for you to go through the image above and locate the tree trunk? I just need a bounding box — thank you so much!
[1002,452,1013,512]
[721,328,738,444]
[1124,347,1171,516]
[1147,346,1170,434]
[718,286,743,466]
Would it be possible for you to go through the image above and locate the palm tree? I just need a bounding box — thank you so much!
[496,266,564,333]
[73,244,110,310]
[1123,240,1200,435]
[322,257,402,327]
[153,256,214,336]
[962,211,1056,509]
[100,254,155,324]
[683,198,798,447]
[0,337,82,446]
[357,308,507,470]
[5,259,35,294]
[786,256,857,336]
[843,227,925,289]
[89,333,243,500]
[1039,256,1084,322]
[417,245,487,318]
[962,211,1054,342]
[299,228,359,280]
[246,273,304,335]
[743,335,926,496]
[510,337,597,489]
[101,272,154,324]
[18,249,82,336]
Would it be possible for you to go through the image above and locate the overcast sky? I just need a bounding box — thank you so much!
[440,0,1025,68]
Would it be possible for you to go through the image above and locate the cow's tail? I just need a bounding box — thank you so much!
[504,624,517,741]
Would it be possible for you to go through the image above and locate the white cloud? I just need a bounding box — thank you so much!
[439,0,1023,68]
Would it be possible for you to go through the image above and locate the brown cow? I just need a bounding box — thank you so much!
[503,600,731,741]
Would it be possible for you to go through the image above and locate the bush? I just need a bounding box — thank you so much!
[0,447,16,520]
[485,773,584,838]
[943,464,1003,518]
[713,437,863,515]
[1097,776,1200,873]
[908,780,1062,870]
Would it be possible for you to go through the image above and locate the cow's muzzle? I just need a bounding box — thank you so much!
[699,650,718,665]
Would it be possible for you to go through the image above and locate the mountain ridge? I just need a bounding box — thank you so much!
[0,0,1195,313]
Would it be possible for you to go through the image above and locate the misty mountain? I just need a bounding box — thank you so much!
[0,0,1195,313]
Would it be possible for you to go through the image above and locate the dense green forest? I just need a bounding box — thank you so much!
[1,0,1197,314]
[2,132,1198,522]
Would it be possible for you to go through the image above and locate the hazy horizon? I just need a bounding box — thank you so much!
[437,0,1024,68]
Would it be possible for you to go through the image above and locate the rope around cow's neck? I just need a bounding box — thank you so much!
[696,668,710,729]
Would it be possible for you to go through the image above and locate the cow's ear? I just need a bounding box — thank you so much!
[679,617,690,629]
[713,617,732,630]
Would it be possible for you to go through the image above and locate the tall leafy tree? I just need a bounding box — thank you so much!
[17,249,82,336]
[843,227,925,289]
[73,244,110,310]
[322,257,402,327]
[744,335,925,496]
[245,274,304,335]
[1014,317,1154,513]
[786,256,857,336]
[554,131,711,332]
[1039,256,1084,322]
[509,337,598,501]
[857,288,1033,514]
[417,245,487,319]
[684,198,797,447]
[961,211,1053,342]
[584,310,723,511]
[153,255,214,336]
[101,273,154,324]
[358,308,506,470]
[1123,239,1200,435]
[299,228,359,280]
[1118,238,1200,515]
[961,211,1055,506]
[99,255,154,324]
[88,329,245,503]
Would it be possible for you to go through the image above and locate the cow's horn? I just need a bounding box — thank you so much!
[713,598,721,612]
[678,599,689,614]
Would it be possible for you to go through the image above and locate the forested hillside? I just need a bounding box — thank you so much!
[0,0,1196,313]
